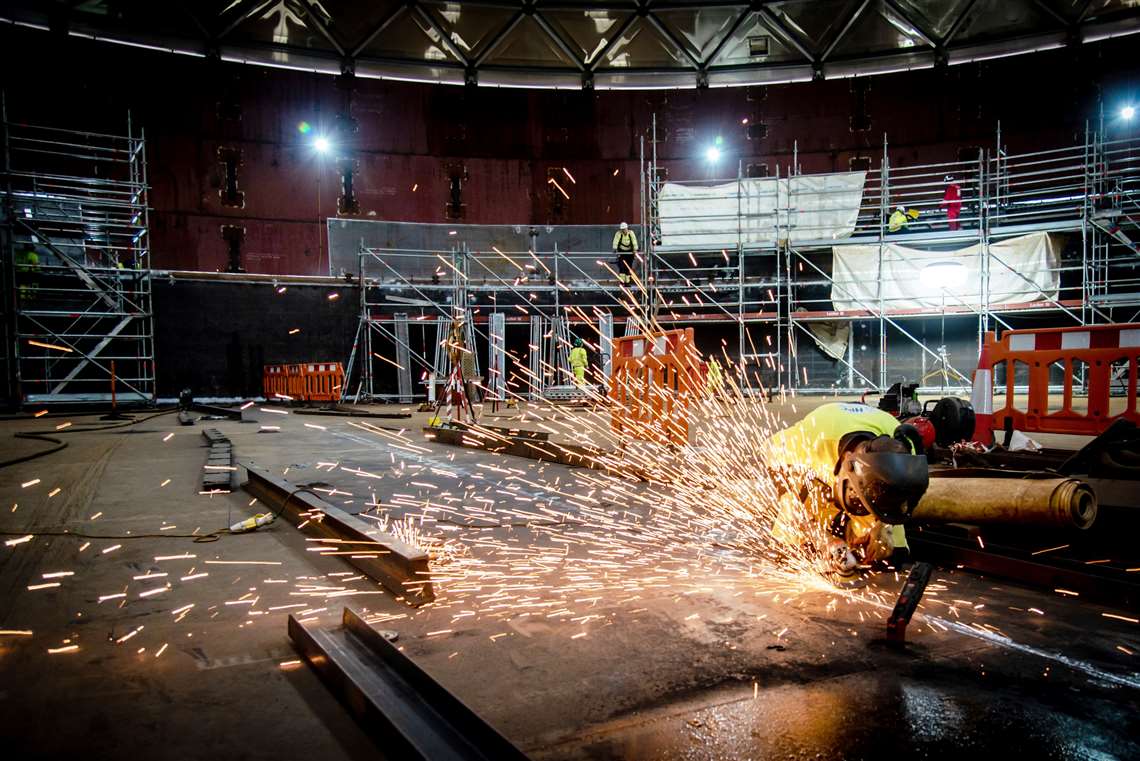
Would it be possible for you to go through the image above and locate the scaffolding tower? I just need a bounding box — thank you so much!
[646,119,1140,395]
[2,103,156,407]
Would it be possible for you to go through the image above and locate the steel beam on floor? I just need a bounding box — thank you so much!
[288,607,530,761]
[423,423,647,479]
[242,462,434,605]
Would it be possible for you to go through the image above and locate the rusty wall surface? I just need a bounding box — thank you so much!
[3,28,1136,276]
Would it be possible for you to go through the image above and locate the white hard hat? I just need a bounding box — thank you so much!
[896,206,905,212]
[620,222,628,230]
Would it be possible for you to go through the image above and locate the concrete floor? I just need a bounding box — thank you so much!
[1,400,1138,760]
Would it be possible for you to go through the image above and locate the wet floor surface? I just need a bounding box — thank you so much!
[546,670,1139,760]
[233,407,1140,760]
[1,405,1138,760]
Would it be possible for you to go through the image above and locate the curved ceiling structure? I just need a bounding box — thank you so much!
[4,1,1140,89]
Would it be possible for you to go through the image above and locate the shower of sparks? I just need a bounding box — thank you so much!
[0,280,1134,701]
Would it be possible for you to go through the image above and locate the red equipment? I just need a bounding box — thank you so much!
[901,416,937,451]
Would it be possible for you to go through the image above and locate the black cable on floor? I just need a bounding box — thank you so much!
[1,433,67,468]
[0,486,319,545]
[0,528,232,543]
[0,408,178,469]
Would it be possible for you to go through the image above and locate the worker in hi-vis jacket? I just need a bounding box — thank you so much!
[763,402,929,576]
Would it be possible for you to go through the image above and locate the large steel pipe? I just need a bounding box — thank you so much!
[911,477,1097,529]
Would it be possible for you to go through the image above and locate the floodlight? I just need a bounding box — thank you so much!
[1122,105,1136,120]
[920,261,969,290]
[313,136,331,153]
[705,145,721,162]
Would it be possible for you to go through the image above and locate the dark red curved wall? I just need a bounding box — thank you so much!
[3,28,1135,275]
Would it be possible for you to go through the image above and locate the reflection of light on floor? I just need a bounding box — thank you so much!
[902,682,967,742]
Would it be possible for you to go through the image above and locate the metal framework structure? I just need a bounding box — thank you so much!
[348,115,1139,401]
[1,104,156,406]
[2,1,1139,89]
[646,117,1140,394]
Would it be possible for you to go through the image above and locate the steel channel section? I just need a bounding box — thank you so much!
[424,424,640,478]
[242,462,434,605]
[528,314,542,399]
[599,312,613,392]
[395,312,412,403]
[289,608,530,761]
[487,311,505,402]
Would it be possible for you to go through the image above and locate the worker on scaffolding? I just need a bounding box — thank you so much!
[763,402,929,577]
[16,245,40,303]
[569,337,589,386]
[888,205,908,233]
[612,222,639,284]
[888,205,921,233]
[942,174,962,231]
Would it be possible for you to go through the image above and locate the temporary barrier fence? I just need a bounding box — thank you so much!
[610,328,701,446]
[982,324,1140,436]
[263,362,345,403]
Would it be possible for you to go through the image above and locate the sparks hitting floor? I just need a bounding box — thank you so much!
[0,403,1137,760]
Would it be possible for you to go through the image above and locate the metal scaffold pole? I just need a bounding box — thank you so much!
[878,133,889,392]
[1,92,18,407]
[979,145,989,356]
[737,157,744,375]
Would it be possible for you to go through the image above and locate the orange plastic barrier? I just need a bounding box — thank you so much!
[262,362,345,402]
[285,364,306,399]
[982,324,1140,436]
[610,328,702,446]
[303,362,345,402]
[262,364,290,400]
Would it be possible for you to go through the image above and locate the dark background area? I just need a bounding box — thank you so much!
[152,279,358,398]
[3,26,1137,276]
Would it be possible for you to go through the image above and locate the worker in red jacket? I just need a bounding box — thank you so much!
[941,175,962,231]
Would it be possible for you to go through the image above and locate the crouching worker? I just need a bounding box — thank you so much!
[762,402,929,577]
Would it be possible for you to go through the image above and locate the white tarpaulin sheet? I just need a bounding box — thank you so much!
[830,231,1060,311]
[658,172,866,248]
[800,315,851,361]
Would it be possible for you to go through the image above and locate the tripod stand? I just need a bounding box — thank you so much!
[431,319,478,426]
[921,288,968,392]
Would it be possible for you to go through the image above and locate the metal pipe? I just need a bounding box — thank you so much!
[911,476,1097,529]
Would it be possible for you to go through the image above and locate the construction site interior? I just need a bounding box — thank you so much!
[2,2,1140,760]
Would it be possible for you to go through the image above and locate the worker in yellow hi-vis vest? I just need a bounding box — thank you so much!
[705,357,724,394]
[611,222,638,284]
[16,246,40,303]
[763,402,929,576]
[568,337,588,386]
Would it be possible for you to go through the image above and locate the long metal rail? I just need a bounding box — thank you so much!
[289,607,531,761]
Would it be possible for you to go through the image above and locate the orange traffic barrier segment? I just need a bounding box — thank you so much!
[286,364,306,399]
[262,364,289,400]
[303,362,345,402]
[609,328,702,446]
[262,362,345,403]
[981,324,1140,436]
